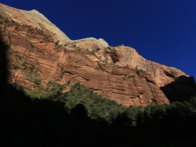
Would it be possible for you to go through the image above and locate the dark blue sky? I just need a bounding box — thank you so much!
[1,0,196,79]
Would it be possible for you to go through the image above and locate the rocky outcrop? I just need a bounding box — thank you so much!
[0,3,70,44]
[0,4,195,107]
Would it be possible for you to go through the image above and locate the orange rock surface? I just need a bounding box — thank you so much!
[1,4,195,106]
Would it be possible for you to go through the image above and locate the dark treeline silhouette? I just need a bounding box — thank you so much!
[0,34,196,147]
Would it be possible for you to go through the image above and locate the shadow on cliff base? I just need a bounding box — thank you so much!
[0,33,196,147]
[161,76,196,102]
[0,32,102,146]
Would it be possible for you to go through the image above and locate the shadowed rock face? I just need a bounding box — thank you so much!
[161,76,196,102]
[0,3,195,106]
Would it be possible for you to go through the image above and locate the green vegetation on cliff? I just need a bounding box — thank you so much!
[48,83,196,125]
[55,83,126,122]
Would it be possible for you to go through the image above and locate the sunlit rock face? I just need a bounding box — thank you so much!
[1,3,195,107]
[0,3,70,44]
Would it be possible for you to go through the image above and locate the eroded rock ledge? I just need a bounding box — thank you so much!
[0,3,195,107]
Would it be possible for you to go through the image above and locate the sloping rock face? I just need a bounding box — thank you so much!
[0,3,70,44]
[0,4,195,107]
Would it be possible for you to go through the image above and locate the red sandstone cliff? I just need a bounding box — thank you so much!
[0,3,195,106]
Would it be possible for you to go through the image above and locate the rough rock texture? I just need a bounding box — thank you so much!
[0,3,70,44]
[0,4,195,107]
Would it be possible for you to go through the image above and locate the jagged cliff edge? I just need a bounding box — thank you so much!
[0,3,196,106]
